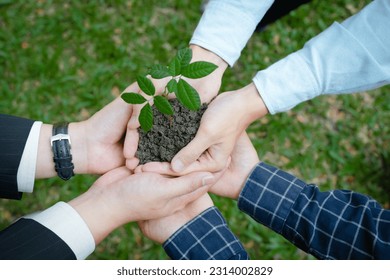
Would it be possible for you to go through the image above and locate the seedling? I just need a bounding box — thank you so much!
[121,48,217,132]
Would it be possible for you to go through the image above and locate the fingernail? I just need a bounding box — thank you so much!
[172,159,184,172]
[202,175,215,187]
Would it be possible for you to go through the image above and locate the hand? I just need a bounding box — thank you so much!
[138,193,213,244]
[138,83,267,175]
[35,96,136,178]
[210,132,259,199]
[138,131,260,199]
[187,44,228,103]
[69,96,137,174]
[126,44,228,129]
[123,45,228,168]
[68,167,217,244]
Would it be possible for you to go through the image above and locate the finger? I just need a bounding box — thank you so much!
[123,128,139,159]
[123,81,140,93]
[140,162,175,175]
[168,145,229,175]
[167,171,217,197]
[134,164,143,173]
[142,150,229,176]
[94,166,133,186]
[168,185,210,213]
[126,157,140,170]
[171,131,213,173]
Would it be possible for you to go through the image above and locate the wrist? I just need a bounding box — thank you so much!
[35,121,91,179]
[68,122,89,174]
[237,83,269,125]
[190,44,228,71]
[68,188,118,245]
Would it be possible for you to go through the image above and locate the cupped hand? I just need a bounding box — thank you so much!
[69,96,137,174]
[137,83,267,175]
[126,45,227,128]
[123,45,228,168]
[69,168,217,244]
[138,193,214,244]
[92,167,217,226]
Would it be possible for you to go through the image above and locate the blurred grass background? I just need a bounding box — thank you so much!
[0,0,389,260]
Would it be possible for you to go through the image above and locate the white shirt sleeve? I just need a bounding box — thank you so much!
[253,0,390,114]
[190,0,274,66]
[25,202,96,260]
[17,121,42,193]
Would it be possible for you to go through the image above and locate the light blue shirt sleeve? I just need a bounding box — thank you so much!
[190,0,274,66]
[253,0,390,114]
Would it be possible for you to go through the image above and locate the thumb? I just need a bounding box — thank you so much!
[123,127,139,159]
[122,81,143,129]
[171,133,211,173]
[127,104,142,129]
[169,171,216,197]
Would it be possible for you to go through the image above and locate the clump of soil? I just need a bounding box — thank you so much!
[136,99,207,164]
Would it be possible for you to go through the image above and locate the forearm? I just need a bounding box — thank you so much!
[254,0,390,114]
[0,114,35,199]
[11,201,96,259]
[238,162,390,259]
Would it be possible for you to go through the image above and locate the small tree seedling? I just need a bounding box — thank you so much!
[121,48,218,132]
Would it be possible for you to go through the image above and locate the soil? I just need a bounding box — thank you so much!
[136,99,207,164]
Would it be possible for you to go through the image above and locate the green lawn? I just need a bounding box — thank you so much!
[1,0,389,260]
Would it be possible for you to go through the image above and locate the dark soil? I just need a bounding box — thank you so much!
[136,99,207,164]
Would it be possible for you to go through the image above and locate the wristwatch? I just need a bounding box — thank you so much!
[51,123,75,180]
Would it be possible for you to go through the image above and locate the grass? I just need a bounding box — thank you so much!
[0,0,389,260]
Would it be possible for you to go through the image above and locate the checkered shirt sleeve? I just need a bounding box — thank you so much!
[238,162,390,259]
[163,206,249,260]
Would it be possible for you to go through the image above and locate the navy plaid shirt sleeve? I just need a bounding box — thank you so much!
[163,206,249,260]
[238,162,390,260]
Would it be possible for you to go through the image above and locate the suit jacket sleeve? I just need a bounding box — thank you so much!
[0,114,35,199]
[0,202,95,260]
[0,218,76,260]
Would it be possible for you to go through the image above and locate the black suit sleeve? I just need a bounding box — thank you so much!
[0,114,35,200]
[0,218,76,260]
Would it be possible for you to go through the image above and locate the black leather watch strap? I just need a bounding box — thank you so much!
[51,123,74,180]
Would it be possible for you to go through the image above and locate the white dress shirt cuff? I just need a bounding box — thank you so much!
[17,121,42,193]
[26,202,95,260]
[190,0,274,66]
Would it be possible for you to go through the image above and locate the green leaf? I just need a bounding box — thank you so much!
[121,93,147,104]
[176,48,192,68]
[154,96,174,115]
[136,75,155,96]
[176,79,201,111]
[149,64,171,79]
[139,103,153,132]
[167,79,177,93]
[181,61,218,79]
[168,57,181,76]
